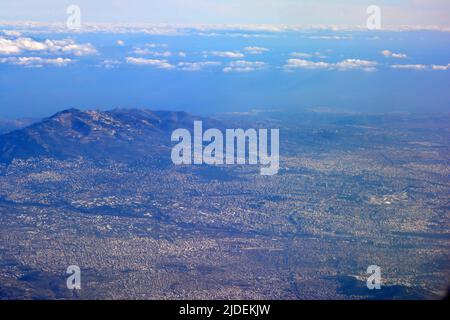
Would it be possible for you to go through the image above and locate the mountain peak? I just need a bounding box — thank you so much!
[0,108,216,164]
[58,108,83,114]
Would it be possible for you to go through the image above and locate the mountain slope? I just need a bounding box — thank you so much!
[0,108,216,164]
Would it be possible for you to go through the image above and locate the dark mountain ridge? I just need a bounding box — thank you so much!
[0,108,217,164]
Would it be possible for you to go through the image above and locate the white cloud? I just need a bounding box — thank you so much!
[133,47,186,58]
[57,40,97,56]
[432,64,450,70]
[243,46,269,54]
[204,51,245,58]
[381,50,408,58]
[391,64,427,70]
[2,22,450,37]
[116,40,125,46]
[290,52,326,59]
[284,59,330,70]
[177,61,221,71]
[0,38,22,54]
[290,52,313,58]
[2,30,21,37]
[133,48,173,57]
[125,57,175,69]
[284,58,377,72]
[223,60,266,73]
[125,58,220,71]
[335,59,377,72]
[0,56,72,67]
[101,59,121,69]
[0,36,97,56]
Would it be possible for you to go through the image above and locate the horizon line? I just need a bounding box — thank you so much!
[1,20,450,34]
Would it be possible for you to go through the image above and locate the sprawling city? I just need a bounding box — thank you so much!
[0,109,448,299]
[0,0,449,306]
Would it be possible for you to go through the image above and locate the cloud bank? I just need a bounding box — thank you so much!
[0,36,97,56]
[284,58,377,72]
[223,60,266,72]
[0,56,72,67]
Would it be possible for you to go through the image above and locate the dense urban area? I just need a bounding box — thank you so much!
[0,110,449,299]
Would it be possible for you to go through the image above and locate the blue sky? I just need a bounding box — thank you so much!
[1,0,450,26]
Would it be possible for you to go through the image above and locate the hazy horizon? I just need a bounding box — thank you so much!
[1,28,450,119]
[0,1,449,119]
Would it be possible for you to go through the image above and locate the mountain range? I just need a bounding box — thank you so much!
[0,108,218,164]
